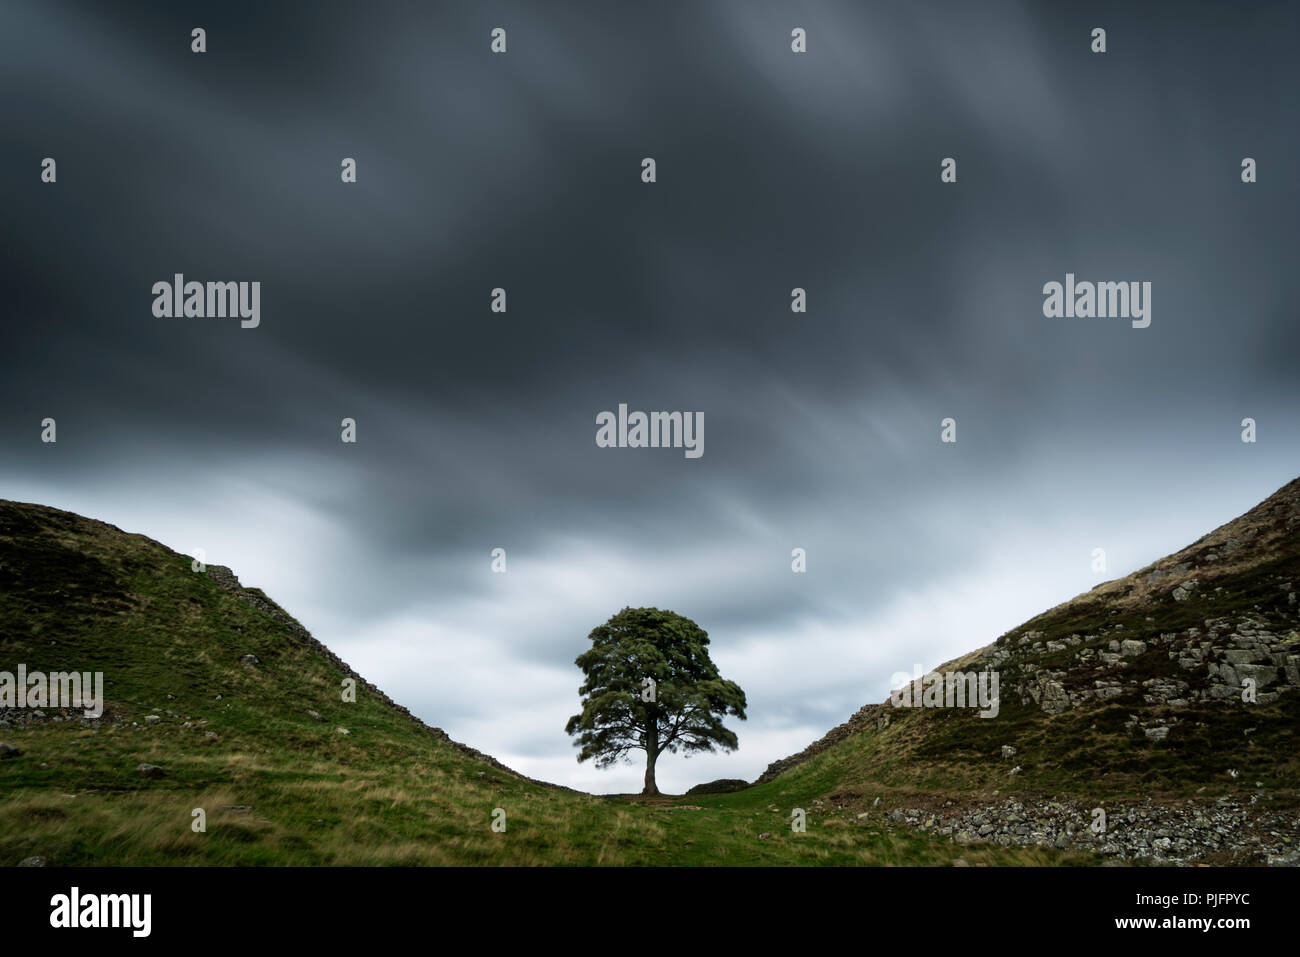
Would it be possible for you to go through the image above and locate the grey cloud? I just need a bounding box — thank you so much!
[2,0,1297,790]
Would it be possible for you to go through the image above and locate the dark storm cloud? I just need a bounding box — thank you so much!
[2,0,1297,789]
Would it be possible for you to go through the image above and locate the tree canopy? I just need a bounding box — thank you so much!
[564,607,747,795]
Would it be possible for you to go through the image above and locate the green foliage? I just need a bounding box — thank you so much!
[565,607,746,780]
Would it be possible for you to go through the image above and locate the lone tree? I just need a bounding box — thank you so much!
[565,607,747,796]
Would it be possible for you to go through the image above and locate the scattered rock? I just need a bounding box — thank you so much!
[144,715,161,725]
[136,763,166,779]
[0,743,22,759]
[886,795,1296,863]
[239,654,259,666]
[17,857,47,867]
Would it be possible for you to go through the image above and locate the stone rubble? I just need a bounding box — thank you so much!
[881,796,1299,865]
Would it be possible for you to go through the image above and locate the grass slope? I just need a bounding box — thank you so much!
[754,477,1300,860]
[0,500,1083,865]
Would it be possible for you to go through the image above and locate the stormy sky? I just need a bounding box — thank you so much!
[2,0,1297,792]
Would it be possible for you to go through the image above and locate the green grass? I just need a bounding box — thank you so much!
[4,490,1296,866]
[0,500,1088,866]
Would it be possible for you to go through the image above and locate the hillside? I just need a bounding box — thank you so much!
[2,479,1297,866]
[752,476,1300,863]
[0,499,1079,866]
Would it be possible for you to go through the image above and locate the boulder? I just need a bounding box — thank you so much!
[685,778,749,796]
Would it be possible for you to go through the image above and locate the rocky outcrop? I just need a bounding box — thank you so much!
[755,476,1300,785]
[988,611,1300,715]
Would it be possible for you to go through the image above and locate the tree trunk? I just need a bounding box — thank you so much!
[643,721,660,796]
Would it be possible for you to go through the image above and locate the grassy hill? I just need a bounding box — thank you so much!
[3,479,1298,866]
[0,498,1080,865]
[751,476,1300,863]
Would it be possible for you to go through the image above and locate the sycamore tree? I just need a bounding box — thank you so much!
[565,607,747,796]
